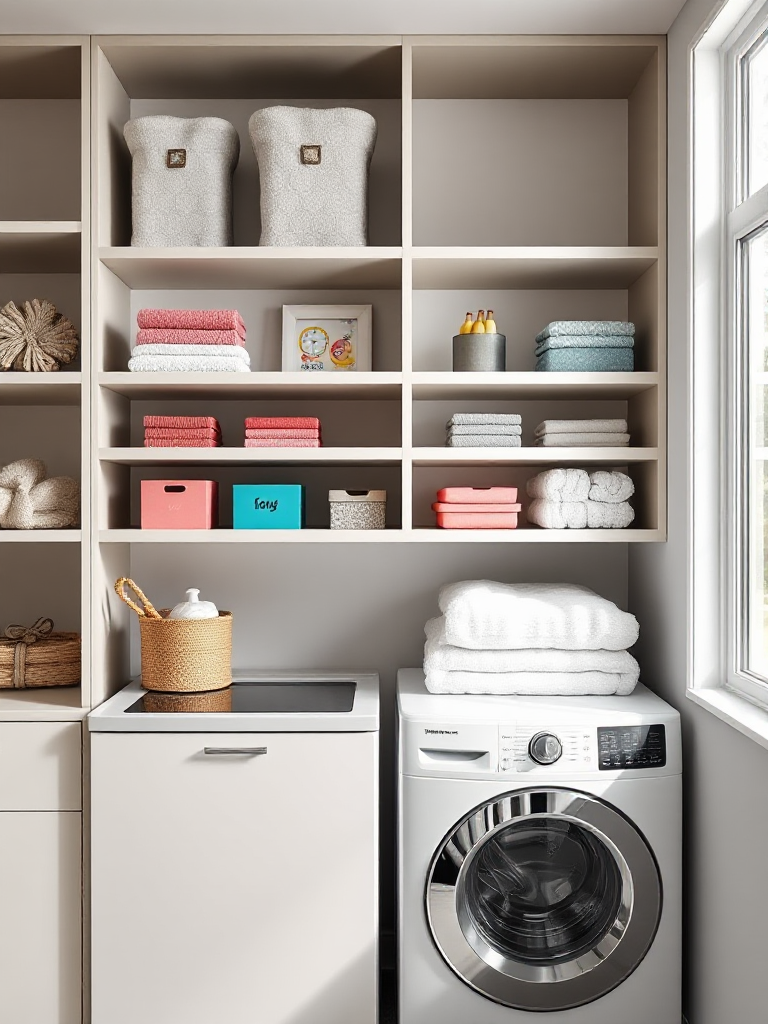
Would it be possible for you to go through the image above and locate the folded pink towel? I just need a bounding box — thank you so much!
[136,329,245,348]
[137,309,246,337]
[144,439,222,448]
[144,416,220,429]
[436,511,519,529]
[145,427,221,440]
[245,416,320,429]
[245,428,321,439]
[436,486,519,504]
[432,502,522,513]
[244,439,321,448]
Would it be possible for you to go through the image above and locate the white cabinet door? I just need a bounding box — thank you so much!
[0,811,82,1024]
[91,731,378,1024]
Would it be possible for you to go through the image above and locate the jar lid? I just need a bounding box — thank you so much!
[328,490,386,503]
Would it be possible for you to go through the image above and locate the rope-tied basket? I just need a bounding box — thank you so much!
[115,578,232,692]
[0,618,81,689]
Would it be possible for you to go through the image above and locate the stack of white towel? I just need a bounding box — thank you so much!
[446,412,522,448]
[526,468,635,529]
[534,418,630,448]
[424,580,640,695]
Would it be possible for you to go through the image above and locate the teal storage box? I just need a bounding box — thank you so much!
[233,484,304,529]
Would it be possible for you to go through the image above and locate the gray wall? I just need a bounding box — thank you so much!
[630,1,768,1021]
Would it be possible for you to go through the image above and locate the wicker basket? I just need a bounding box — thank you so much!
[0,618,80,689]
[116,578,232,693]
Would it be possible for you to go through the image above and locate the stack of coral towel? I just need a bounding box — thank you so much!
[129,309,251,373]
[244,416,322,448]
[143,415,222,448]
[534,418,630,447]
[535,321,635,372]
[432,486,521,530]
[526,468,635,529]
[424,580,640,695]
[446,412,522,448]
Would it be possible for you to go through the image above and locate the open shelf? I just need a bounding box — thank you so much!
[0,373,82,405]
[413,447,659,466]
[98,371,403,400]
[0,531,82,543]
[0,222,81,273]
[411,372,658,400]
[0,687,88,721]
[100,247,403,290]
[100,447,403,466]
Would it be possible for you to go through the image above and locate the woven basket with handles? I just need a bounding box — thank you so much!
[0,618,80,689]
[115,578,232,692]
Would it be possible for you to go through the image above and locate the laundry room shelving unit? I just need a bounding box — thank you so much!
[88,33,666,704]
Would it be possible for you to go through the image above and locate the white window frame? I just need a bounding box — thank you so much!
[689,0,768,748]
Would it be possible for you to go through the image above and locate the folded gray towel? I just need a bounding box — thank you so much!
[535,335,635,357]
[446,435,522,448]
[535,321,635,343]
[448,424,522,436]
[447,412,522,427]
[535,419,627,436]
[535,433,630,447]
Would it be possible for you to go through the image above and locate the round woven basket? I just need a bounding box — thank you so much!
[0,629,80,689]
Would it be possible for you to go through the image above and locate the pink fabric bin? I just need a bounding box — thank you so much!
[437,486,518,504]
[141,480,218,529]
[432,502,522,514]
[436,510,519,530]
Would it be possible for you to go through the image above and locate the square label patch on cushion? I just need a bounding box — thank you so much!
[166,148,187,168]
[300,144,322,165]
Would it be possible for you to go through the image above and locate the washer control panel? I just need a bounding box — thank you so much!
[499,724,594,772]
[597,724,666,770]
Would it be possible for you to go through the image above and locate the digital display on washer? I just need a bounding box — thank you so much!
[597,724,666,770]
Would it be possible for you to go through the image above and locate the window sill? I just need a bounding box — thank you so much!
[687,686,768,751]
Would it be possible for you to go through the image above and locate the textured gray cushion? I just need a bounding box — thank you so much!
[124,116,240,247]
[249,106,377,247]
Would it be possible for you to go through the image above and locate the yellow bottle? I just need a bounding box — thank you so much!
[458,312,473,335]
[470,310,486,334]
[484,309,497,333]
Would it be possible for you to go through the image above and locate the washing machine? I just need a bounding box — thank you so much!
[397,668,681,1024]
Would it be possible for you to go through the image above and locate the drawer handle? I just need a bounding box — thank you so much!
[203,747,268,756]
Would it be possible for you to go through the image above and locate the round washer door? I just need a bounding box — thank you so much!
[426,788,661,1012]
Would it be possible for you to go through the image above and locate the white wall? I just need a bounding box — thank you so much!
[629,1,768,1021]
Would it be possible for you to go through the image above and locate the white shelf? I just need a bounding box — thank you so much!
[100,447,402,466]
[0,530,81,543]
[98,372,403,400]
[0,221,81,273]
[0,372,82,405]
[411,372,658,401]
[99,247,403,289]
[413,447,658,466]
[411,247,658,289]
[0,687,87,721]
[98,527,663,544]
[410,527,664,543]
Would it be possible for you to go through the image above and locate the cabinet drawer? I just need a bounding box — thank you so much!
[0,723,81,810]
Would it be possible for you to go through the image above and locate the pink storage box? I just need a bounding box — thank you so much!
[141,480,218,529]
[436,511,519,530]
[432,502,522,514]
[436,486,518,504]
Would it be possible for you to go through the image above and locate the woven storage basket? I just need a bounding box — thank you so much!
[142,689,232,713]
[0,619,80,689]
[116,579,232,693]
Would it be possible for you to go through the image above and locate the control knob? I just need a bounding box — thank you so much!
[528,732,563,765]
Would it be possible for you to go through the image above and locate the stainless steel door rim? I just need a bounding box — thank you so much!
[425,788,662,1012]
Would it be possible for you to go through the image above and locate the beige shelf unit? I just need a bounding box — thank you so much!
[89,33,666,706]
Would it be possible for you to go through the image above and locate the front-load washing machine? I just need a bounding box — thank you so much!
[397,668,681,1024]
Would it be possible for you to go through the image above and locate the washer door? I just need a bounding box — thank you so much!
[426,788,661,1011]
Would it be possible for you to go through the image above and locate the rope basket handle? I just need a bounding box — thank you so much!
[114,577,163,620]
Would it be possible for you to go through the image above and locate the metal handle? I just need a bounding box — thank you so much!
[203,747,268,756]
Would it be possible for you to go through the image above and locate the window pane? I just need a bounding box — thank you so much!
[747,34,768,197]
[744,226,768,678]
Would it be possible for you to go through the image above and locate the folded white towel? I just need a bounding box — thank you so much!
[447,413,522,426]
[526,468,590,501]
[589,470,635,503]
[129,343,251,365]
[535,433,630,447]
[586,500,635,528]
[424,668,638,696]
[425,617,640,681]
[527,497,587,529]
[535,419,628,437]
[447,435,522,447]
[437,580,639,651]
[128,354,252,373]
[448,424,522,436]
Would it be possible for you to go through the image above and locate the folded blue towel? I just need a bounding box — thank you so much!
[535,348,635,372]
[535,321,635,343]
[535,334,635,356]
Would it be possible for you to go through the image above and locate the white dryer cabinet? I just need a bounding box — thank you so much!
[89,675,380,1024]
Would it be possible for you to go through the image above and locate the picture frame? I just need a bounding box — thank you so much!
[282,304,373,372]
